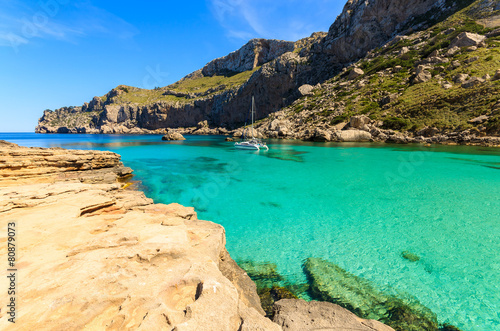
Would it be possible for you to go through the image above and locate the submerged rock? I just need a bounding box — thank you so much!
[402,251,421,262]
[273,299,395,331]
[238,260,309,317]
[303,257,440,331]
[259,286,297,317]
[238,261,285,289]
[162,131,186,141]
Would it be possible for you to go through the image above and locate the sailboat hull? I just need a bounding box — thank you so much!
[234,142,261,150]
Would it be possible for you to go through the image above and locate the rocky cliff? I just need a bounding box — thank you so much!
[251,0,500,146]
[37,0,477,134]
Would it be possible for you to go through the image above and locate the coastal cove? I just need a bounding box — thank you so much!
[3,133,500,330]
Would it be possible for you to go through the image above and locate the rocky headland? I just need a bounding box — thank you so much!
[0,141,397,330]
[36,0,500,148]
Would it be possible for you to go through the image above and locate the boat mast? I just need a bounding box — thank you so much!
[251,96,255,139]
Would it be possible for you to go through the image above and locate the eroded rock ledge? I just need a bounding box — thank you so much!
[0,141,278,330]
[0,142,394,330]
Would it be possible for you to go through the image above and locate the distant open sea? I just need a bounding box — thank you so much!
[3,132,500,330]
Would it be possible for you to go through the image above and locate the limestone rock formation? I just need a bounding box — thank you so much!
[0,142,280,331]
[298,84,314,96]
[273,299,395,331]
[337,130,372,142]
[348,68,365,80]
[37,0,462,134]
[303,257,441,331]
[448,32,486,48]
[201,39,295,77]
[317,0,440,64]
[162,131,186,141]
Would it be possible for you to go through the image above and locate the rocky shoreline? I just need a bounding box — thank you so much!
[0,140,394,330]
[36,116,500,148]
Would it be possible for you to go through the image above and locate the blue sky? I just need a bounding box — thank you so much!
[0,0,344,132]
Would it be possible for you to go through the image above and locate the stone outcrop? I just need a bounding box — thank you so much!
[273,299,394,331]
[162,131,186,141]
[315,0,441,64]
[448,32,486,48]
[337,129,372,142]
[0,142,280,330]
[201,39,295,77]
[0,140,132,185]
[303,257,441,331]
[298,84,314,96]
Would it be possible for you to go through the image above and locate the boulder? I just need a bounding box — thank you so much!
[413,65,432,84]
[492,69,500,81]
[486,28,500,38]
[349,115,371,129]
[378,93,399,106]
[449,32,486,49]
[462,76,485,89]
[417,126,440,137]
[441,81,453,89]
[468,115,489,124]
[338,130,372,142]
[298,84,314,96]
[449,60,460,69]
[273,299,394,331]
[393,65,403,73]
[197,120,209,129]
[465,56,479,63]
[312,128,332,142]
[348,67,364,80]
[444,46,460,57]
[268,119,292,136]
[453,73,470,84]
[162,132,186,141]
[236,127,266,139]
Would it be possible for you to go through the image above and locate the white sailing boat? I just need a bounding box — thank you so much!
[235,96,268,150]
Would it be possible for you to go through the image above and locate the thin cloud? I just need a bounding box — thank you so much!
[0,0,139,50]
[208,0,343,41]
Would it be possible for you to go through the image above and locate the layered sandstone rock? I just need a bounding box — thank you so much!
[273,299,395,331]
[0,142,279,331]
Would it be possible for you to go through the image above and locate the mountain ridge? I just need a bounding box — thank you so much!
[36,0,500,147]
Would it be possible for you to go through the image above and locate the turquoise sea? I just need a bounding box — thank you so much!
[3,133,500,330]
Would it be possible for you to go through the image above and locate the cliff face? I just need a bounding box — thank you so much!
[318,0,439,62]
[36,0,476,134]
[201,39,295,77]
[251,0,500,146]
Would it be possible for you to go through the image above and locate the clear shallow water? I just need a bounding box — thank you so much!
[3,133,500,330]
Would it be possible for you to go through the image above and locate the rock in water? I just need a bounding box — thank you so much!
[402,251,421,262]
[303,257,440,331]
[273,299,395,331]
[162,131,186,141]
